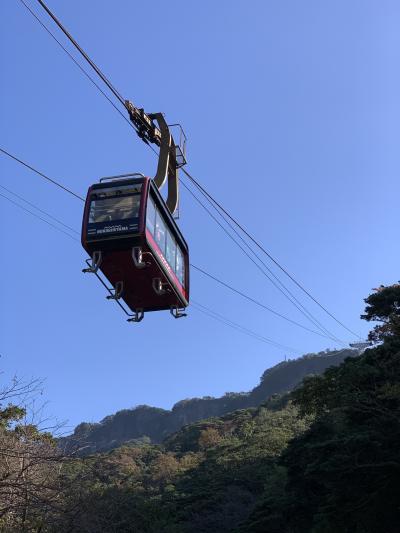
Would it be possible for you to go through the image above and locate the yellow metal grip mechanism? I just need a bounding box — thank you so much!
[124,100,185,216]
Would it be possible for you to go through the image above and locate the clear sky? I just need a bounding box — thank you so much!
[1,0,399,431]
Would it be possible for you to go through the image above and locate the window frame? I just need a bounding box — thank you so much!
[146,183,188,291]
[88,194,141,224]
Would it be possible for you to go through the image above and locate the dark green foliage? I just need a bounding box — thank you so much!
[362,283,400,342]
[6,286,400,532]
[283,344,400,532]
[59,402,308,532]
[166,404,309,533]
[242,284,400,533]
[0,404,25,428]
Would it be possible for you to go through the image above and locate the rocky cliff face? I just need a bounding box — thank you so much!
[62,349,355,454]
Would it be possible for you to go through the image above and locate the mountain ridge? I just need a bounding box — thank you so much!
[64,348,356,454]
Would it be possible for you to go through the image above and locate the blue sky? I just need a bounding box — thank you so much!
[1,0,399,431]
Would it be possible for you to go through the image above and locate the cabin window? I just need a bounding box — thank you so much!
[155,211,167,254]
[147,192,185,287]
[166,231,177,273]
[146,196,156,236]
[89,194,140,223]
[176,247,184,285]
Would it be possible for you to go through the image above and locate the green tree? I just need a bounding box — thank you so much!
[242,284,400,533]
[362,283,400,342]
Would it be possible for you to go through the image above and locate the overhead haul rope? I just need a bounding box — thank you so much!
[18,0,359,341]
[0,191,77,242]
[0,185,300,353]
[0,148,84,201]
[0,182,79,235]
[17,0,138,136]
[191,301,300,354]
[181,180,345,345]
[34,0,125,107]
[181,170,362,340]
[0,148,338,344]
[191,265,343,342]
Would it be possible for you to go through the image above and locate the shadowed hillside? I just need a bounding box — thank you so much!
[63,348,356,454]
[4,286,400,531]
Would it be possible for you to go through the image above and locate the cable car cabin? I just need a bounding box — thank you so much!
[81,175,189,321]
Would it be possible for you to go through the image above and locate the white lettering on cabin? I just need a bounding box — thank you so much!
[156,249,176,281]
[98,225,128,234]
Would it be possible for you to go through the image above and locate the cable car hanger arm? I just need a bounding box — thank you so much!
[35,0,186,216]
[124,101,186,215]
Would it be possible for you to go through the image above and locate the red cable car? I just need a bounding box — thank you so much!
[81,111,189,322]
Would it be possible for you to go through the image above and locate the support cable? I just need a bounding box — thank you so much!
[35,0,125,106]
[0,190,301,352]
[181,180,345,346]
[0,183,79,235]
[0,191,78,242]
[21,0,359,339]
[191,265,339,341]
[0,147,84,201]
[191,301,300,354]
[17,0,139,135]
[0,150,334,343]
[183,168,362,340]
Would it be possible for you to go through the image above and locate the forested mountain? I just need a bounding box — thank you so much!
[2,285,399,531]
[63,348,356,454]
